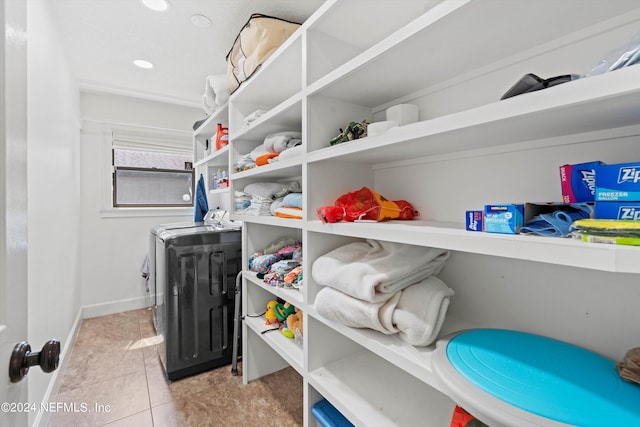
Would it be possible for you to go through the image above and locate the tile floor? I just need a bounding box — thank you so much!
[48,308,303,427]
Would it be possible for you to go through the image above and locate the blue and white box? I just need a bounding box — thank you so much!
[595,162,640,201]
[484,204,524,234]
[465,210,484,232]
[594,202,640,220]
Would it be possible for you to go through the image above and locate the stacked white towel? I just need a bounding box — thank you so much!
[312,239,454,347]
[312,239,449,303]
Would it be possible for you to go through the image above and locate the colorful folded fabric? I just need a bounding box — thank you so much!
[264,236,300,254]
[248,253,281,274]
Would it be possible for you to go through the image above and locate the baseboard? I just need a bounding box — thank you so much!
[82,295,152,319]
[32,307,83,427]
[32,297,152,426]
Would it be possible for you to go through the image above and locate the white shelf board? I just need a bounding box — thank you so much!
[304,0,440,86]
[306,219,640,273]
[231,157,302,180]
[307,0,640,107]
[245,314,304,376]
[194,145,229,168]
[209,187,229,195]
[230,32,302,107]
[307,350,456,427]
[230,214,303,229]
[230,92,302,141]
[307,306,440,387]
[245,270,303,308]
[194,102,229,138]
[307,67,640,166]
[306,0,436,51]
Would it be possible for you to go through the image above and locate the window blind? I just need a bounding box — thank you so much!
[111,130,192,155]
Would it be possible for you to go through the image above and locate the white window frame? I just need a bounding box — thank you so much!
[85,119,194,218]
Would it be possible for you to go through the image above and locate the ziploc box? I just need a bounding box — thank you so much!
[465,210,484,232]
[595,162,640,201]
[483,204,524,234]
[594,202,640,220]
[559,161,601,203]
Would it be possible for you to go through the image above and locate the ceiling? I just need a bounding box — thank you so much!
[49,0,326,108]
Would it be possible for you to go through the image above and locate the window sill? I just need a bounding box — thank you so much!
[100,207,193,219]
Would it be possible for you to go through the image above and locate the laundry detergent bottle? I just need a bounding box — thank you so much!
[215,123,229,150]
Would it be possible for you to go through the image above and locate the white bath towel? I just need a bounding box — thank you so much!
[312,239,449,303]
[202,74,229,115]
[315,286,400,335]
[315,276,454,346]
[393,276,454,346]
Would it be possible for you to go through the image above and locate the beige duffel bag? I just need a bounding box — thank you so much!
[226,14,300,94]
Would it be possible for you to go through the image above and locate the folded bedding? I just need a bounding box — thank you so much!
[277,144,304,160]
[312,239,449,303]
[234,144,271,172]
[243,109,267,128]
[264,236,299,254]
[315,276,454,346]
[270,197,285,215]
[264,131,302,154]
[233,153,256,172]
[282,192,302,209]
[243,181,301,200]
[241,198,273,216]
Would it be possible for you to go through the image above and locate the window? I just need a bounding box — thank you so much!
[111,130,194,207]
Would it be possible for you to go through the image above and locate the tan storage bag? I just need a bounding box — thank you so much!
[226,14,300,94]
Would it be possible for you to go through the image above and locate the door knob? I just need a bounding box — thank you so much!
[9,339,60,383]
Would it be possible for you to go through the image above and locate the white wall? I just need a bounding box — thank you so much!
[26,0,81,425]
[79,92,202,316]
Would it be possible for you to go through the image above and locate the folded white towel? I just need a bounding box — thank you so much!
[202,74,229,115]
[312,239,449,303]
[393,276,454,346]
[315,286,400,335]
[315,276,454,346]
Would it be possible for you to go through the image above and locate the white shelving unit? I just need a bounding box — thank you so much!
[229,1,640,425]
[193,103,230,210]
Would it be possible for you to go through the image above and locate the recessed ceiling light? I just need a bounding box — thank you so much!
[190,14,212,28]
[141,0,170,12]
[133,59,154,69]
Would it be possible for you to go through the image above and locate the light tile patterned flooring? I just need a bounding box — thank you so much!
[48,308,303,427]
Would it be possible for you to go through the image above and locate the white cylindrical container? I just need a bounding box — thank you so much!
[386,104,419,126]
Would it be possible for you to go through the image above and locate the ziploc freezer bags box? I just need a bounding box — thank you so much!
[465,210,484,232]
[559,161,601,203]
[595,162,640,201]
[484,204,524,234]
[594,202,640,220]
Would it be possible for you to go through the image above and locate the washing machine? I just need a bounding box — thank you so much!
[149,212,241,381]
